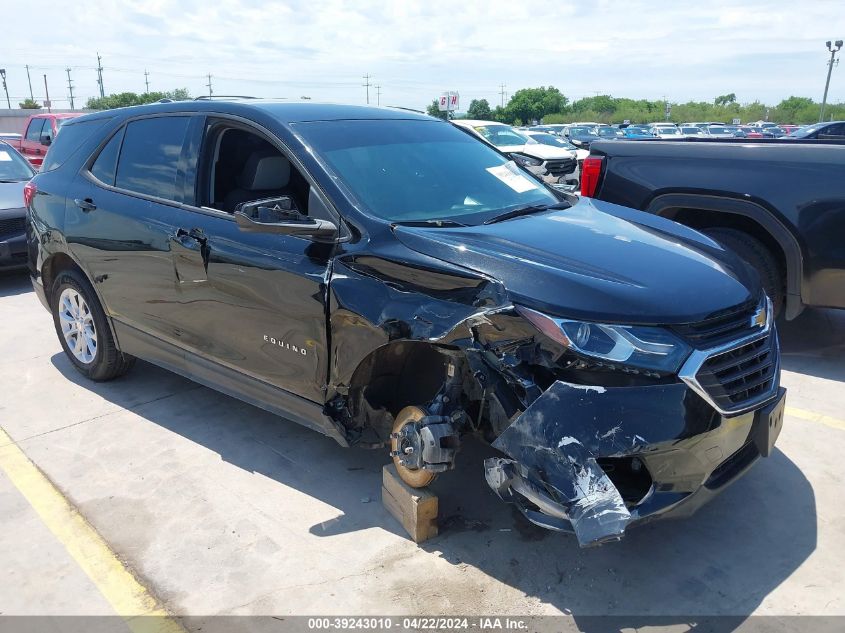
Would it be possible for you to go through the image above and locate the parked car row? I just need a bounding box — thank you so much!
[513,120,845,149]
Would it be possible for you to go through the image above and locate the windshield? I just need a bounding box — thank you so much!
[625,127,648,134]
[295,119,559,224]
[681,127,701,133]
[658,128,680,135]
[596,128,621,137]
[530,133,573,148]
[706,126,728,134]
[0,143,36,181]
[568,127,595,136]
[471,124,528,147]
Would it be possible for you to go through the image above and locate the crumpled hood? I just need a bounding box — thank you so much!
[392,197,760,324]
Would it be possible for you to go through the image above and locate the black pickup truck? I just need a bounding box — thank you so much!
[583,139,845,319]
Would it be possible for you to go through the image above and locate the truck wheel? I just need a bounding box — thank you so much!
[391,406,437,488]
[703,228,784,317]
[51,269,135,381]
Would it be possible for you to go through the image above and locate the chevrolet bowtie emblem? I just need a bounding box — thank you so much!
[751,305,767,328]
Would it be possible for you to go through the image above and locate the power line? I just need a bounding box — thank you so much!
[66,68,75,110]
[362,73,371,104]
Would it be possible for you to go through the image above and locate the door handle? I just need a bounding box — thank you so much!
[74,198,97,212]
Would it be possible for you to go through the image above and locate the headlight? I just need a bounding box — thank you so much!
[511,153,543,167]
[516,306,691,374]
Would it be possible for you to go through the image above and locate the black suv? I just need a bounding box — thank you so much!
[26,100,786,546]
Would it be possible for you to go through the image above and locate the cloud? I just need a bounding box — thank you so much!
[2,0,843,109]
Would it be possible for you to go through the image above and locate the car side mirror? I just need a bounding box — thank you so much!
[40,134,52,146]
[234,197,338,241]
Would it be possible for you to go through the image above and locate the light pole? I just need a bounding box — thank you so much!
[820,39,843,122]
[0,69,10,109]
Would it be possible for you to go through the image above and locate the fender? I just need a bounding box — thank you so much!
[645,192,805,320]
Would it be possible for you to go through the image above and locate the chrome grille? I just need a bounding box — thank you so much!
[672,300,758,349]
[679,297,779,415]
[694,334,778,410]
[544,158,576,176]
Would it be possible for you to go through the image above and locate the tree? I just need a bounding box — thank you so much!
[466,98,492,120]
[19,98,41,109]
[714,93,737,107]
[86,88,191,110]
[425,99,448,120]
[505,86,568,125]
[773,96,815,123]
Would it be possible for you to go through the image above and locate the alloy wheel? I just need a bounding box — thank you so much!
[58,288,97,364]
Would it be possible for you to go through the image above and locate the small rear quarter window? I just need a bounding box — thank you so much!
[89,128,125,186]
[41,118,110,172]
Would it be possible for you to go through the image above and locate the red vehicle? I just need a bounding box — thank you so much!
[738,126,765,138]
[6,113,82,168]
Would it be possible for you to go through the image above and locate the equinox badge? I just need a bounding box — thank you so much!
[263,335,307,356]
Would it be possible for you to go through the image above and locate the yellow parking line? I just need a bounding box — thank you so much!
[786,406,845,432]
[0,427,186,633]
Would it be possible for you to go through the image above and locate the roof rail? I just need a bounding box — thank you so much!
[387,106,425,114]
[194,95,258,101]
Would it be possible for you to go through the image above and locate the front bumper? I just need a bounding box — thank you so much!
[485,380,785,547]
[0,231,27,269]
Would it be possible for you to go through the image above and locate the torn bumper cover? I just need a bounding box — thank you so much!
[485,380,785,547]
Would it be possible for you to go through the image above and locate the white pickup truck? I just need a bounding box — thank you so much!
[451,120,577,185]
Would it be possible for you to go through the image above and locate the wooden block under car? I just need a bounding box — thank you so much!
[382,464,439,542]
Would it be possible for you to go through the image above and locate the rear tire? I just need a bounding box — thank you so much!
[703,228,784,317]
[51,269,135,381]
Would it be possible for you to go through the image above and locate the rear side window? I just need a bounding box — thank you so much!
[25,119,45,142]
[89,128,124,185]
[42,119,109,172]
[115,117,189,202]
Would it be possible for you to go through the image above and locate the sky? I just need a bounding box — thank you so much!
[2,0,844,111]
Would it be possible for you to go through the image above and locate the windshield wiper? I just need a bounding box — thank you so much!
[392,218,468,228]
[482,201,569,225]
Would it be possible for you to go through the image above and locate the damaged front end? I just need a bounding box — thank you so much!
[480,301,785,547]
[326,250,784,548]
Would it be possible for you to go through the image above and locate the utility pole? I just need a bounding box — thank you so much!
[374,84,381,106]
[206,73,213,97]
[96,52,105,98]
[66,68,75,110]
[820,39,843,122]
[0,69,10,109]
[25,65,34,100]
[362,74,371,104]
[663,94,671,121]
[144,69,150,94]
[499,83,507,108]
[43,74,51,113]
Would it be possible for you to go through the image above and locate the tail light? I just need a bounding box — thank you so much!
[580,156,604,197]
[23,181,37,208]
